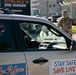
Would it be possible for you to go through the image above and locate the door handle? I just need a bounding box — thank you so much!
[33,57,48,64]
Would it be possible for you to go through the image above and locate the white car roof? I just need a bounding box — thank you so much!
[0,14,48,23]
[0,14,53,29]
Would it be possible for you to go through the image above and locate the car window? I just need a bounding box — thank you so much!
[19,21,68,50]
[0,20,16,52]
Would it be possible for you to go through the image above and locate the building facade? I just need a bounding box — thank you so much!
[59,0,76,19]
[31,0,62,17]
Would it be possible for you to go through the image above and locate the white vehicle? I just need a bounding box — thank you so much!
[0,14,76,75]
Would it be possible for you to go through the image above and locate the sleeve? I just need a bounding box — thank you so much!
[58,18,62,28]
[72,18,76,25]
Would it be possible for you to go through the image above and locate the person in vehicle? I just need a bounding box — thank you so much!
[38,26,52,41]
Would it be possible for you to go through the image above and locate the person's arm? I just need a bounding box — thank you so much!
[71,18,76,26]
[58,18,62,28]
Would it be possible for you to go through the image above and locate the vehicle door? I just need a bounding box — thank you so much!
[0,20,26,75]
[17,20,76,75]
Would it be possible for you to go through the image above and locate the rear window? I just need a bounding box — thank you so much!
[0,20,16,52]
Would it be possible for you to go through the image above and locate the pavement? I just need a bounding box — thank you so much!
[72,33,76,40]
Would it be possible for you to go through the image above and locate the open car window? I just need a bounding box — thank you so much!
[19,22,68,50]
